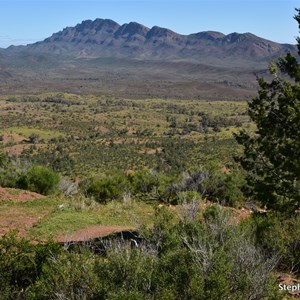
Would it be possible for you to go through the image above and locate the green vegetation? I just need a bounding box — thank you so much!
[251,212,300,274]
[0,8,299,300]
[28,199,152,240]
[235,11,300,214]
[0,208,282,300]
[0,94,248,177]
[86,173,130,203]
[17,166,60,195]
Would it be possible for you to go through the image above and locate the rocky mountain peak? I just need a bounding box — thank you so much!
[146,26,178,39]
[22,18,296,62]
[114,22,149,38]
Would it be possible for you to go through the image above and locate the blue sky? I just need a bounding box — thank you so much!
[0,0,298,48]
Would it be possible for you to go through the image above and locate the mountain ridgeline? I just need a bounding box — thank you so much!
[26,18,295,63]
[0,18,297,99]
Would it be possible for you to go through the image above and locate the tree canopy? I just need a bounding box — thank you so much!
[235,9,300,213]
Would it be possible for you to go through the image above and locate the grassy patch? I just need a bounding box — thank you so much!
[0,127,64,140]
[28,198,155,240]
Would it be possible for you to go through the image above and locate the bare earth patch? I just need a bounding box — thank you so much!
[4,143,46,155]
[0,187,44,202]
[56,225,135,243]
[0,188,46,237]
[0,211,45,237]
[230,207,253,224]
[1,132,25,145]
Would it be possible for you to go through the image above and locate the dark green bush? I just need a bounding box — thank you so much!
[0,210,281,300]
[86,173,129,203]
[128,170,175,203]
[128,170,159,194]
[203,204,222,222]
[86,178,120,203]
[171,166,246,207]
[194,166,247,208]
[29,250,100,299]
[252,213,300,274]
[17,165,60,195]
[222,171,247,207]
[0,232,61,299]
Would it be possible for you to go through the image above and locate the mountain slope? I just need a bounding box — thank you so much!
[0,18,297,98]
[20,18,296,65]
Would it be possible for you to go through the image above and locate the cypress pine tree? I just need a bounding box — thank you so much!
[235,9,300,213]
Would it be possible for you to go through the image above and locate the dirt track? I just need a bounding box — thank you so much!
[0,187,253,242]
[56,225,135,243]
[0,188,135,241]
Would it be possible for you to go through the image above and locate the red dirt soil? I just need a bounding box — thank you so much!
[0,187,45,237]
[0,188,253,242]
[277,273,300,298]
[56,225,135,243]
[0,187,44,202]
[0,212,45,237]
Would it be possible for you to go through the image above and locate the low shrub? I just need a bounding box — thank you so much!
[252,213,300,274]
[128,170,159,194]
[29,250,100,299]
[0,210,281,299]
[16,165,60,195]
[177,191,201,204]
[0,232,61,299]
[222,171,247,207]
[86,173,129,203]
[0,152,20,188]
[128,170,175,203]
[196,167,247,208]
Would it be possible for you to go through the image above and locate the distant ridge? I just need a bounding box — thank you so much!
[0,18,297,99]
[12,18,295,64]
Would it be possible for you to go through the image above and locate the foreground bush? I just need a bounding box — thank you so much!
[252,212,300,274]
[128,169,159,194]
[0,209,282,299]
[0,232,61,299]
[29,250,100,299]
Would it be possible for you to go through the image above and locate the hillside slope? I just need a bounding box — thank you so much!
[0,19,296,99]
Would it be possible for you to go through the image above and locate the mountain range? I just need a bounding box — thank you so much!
[0,19,297,99]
